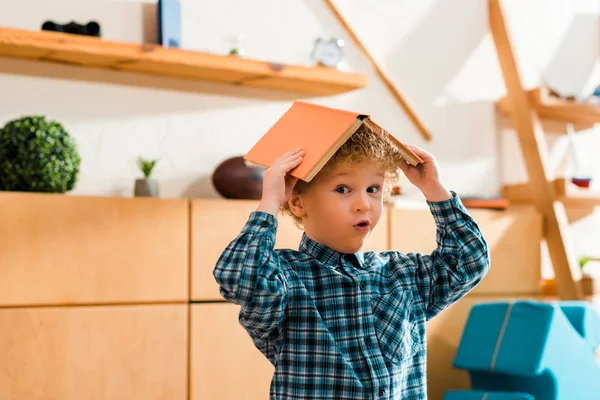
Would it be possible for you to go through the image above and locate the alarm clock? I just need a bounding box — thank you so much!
[312,38,345,68]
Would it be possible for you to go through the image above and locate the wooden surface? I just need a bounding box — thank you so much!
[190,199,303,301]
[0,304,187,400]
[0,26,367,96]
[426,294,480,400]
[562,191,600,208]
[190,303,274,400]
[542,276,600,296]
[191,199,390,301]
[390,205,543,294]
[536,92,600,125]
[497,88,599,129]
[321,0,432,141]
[503,180,600,222]
[489,0,582,300]
[502,179,566,202]
[0,192,189,306]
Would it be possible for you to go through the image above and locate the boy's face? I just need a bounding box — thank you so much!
[292,161,386,254]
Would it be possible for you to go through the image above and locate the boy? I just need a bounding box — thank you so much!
[213,124,490,399]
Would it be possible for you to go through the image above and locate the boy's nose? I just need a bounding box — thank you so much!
[355,195,370,212]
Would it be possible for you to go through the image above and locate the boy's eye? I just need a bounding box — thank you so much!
[367,186,380,194]
[335,186,350,194]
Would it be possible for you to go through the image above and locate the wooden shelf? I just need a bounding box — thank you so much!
[542,275,600,297]
[562,191,600,209]
[502,179,600,222]
[497,87,600,128]
[0,26,368,96]
[537,99,600,125]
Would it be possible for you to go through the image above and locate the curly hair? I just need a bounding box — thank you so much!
[281,122,405,227]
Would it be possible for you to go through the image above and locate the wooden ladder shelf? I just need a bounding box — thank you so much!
[489,0,585,300]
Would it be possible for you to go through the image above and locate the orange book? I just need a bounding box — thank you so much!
[244,101,423,182]
[461,197,510,210]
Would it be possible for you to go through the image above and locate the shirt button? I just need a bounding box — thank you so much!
[378,388,386,396]
[359,282,366,290]
[260,220,269,227]
[364,336,371,345]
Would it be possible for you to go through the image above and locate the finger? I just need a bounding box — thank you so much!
[405,144,425,155]
[278,152,304,165]
[397,160,411,174]
[281,148,304,159]
[286,150,305,161]
[284,150,305,160]
[280,156,304,172]
[273,149,304,166]
[279,151,304,164]
[285,175,299,188]
[404,144,431,160]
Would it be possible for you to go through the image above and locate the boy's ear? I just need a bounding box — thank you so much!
[287,194,306,218]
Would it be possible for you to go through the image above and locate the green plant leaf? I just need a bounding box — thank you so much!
[137,157,158,178]
[580,256,592,269]
[0,116,81,193]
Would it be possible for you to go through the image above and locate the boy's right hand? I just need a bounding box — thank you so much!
[256,148,304,216]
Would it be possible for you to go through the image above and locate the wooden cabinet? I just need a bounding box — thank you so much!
[190,199,303,301]
[390,203,544,399]
[0,305,187,399]
[0,192,189,306]
[190,303,274,400]
[0,193,546,399]
[190,199,391,301]
[390,204,543,294]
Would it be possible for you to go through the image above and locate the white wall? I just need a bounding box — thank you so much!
[0,0,502,199]
[0,0,598,261]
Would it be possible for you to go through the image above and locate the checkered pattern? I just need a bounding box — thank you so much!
[214,193,490,399]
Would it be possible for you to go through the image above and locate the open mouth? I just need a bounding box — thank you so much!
[353,220,370,232]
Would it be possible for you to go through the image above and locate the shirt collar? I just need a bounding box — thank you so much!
[299,233,366,269]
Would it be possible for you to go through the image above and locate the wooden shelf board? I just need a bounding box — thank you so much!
[502,179,566,202]
[497,87,600,128]
[562,192,600,208]
[542,276,600,297]
[536,87,600,125]
[0,26,368,96]
[537,102,600,125]
[502,180,599,222]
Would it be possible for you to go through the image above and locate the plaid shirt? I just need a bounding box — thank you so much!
[214,193,490,399]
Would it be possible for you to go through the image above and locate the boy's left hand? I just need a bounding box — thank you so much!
[398,145,452,202]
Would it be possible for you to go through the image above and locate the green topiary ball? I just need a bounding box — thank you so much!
[0,116,81,193]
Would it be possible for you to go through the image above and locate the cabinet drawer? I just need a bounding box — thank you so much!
[191,303,274,399]
[0,192,189,305]
[0,304,187,399]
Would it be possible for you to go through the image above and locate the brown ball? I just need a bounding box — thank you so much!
[211,156,264,199]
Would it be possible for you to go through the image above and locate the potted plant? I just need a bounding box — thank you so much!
[134,157,159,197]
[0,115,81,193]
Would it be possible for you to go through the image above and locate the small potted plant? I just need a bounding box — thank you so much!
[134,157,159,197]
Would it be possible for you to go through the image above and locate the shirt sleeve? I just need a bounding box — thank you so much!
[213,211,288,345]
[390,192,490,320]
